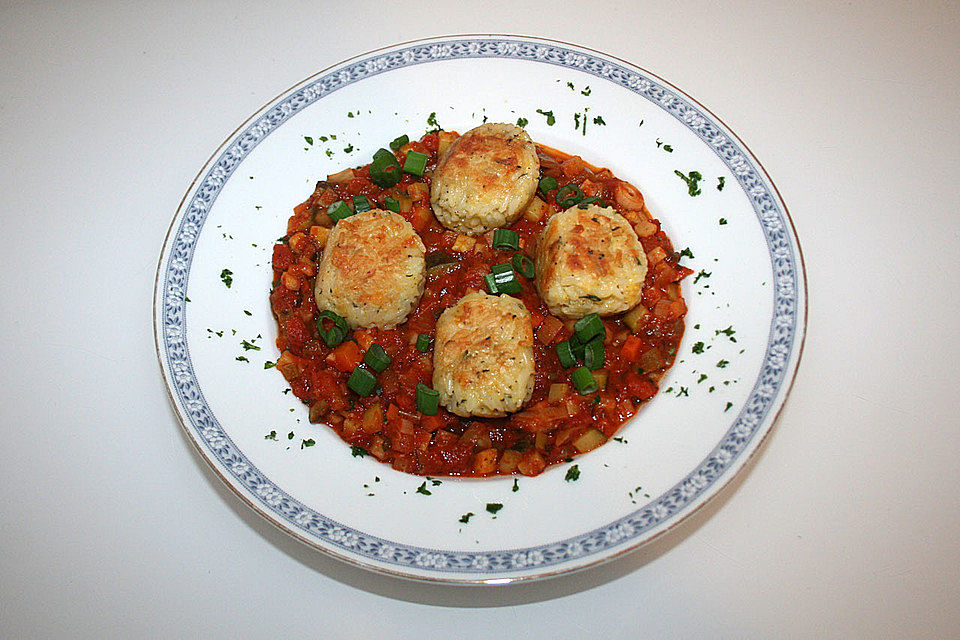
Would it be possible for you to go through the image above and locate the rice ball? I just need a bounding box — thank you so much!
[535,204,647,318]
[314,209,425,329]
[430,123,539,236]
[432,292,535,417]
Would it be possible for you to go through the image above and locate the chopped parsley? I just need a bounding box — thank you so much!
[263,361,275,369]
[485,503,503,514]
[663,144,673,152]
[304,136,313,145]
[219,268,233,288]
[301,439,315,449]
[516,117,528,128]
[613,436,628,443]
[288,431,294,440]
[581,86,592,96]
[416,482,432,496]
[264,430,277,440]
[243,309,252,316]
[577,108,590,135]
[716,359,730,368]
[536,109,556,126]
[693,270,712,284]
[717,176,726,191]
[343,144,354,153]
[427,111,440,131]
[692,341,705,354]
[716,326,736,339]
[725,402,734,412]
[697,373,708,383]
[351,446,367,458]
[566,81,575,90]
[674,170,703,196]
[592,115,606,126]
[235,356,248,362]
[676,386,689,397]
[719,218,728,225]
[679,247,695,259]
[459,512,474,523]
[241,339,260,351]
[512,478,519,492]
[565,465,581,481]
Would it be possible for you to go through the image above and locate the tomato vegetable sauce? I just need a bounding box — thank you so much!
[270,130,692,477]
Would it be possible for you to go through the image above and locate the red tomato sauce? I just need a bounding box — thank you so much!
[270,130,691,477]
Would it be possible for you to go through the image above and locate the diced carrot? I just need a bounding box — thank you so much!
[621,335,643,362]
[409,205,431,232]
[386,403,401,423]
[326,340,363,372]
[421,415,445,432]
[352,329,376,351]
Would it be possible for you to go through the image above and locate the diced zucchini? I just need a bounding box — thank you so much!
[573,428,607,453]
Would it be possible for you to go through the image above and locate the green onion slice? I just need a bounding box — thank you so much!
[511,252,535,278]
[577,195,600,208]
[415,334,431,352]
[372,148,395,164]
[571,366,599,395]
[384,196,400,213]
[403,151,429,176]
[352,194,371,213]
[569,334,587,361]
[369,148,402,188]
[415,383,440,415]
[327,200,353,223]
[389,134,409,151]
[583,337,605,370]
[316,310,349,347]
[556,340,577,368]
[402,150,429,177]
[556,183,585,208]
[574,313,605,343]
[539,175,558,193]
[490,263,522,294]
[492,229,520,251]
[347,366,377,397]
[363,343,391,372]
[484,273,500,295]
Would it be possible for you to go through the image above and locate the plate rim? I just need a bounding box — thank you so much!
[154,33,807,585]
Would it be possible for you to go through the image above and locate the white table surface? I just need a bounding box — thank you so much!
[2,2,958,637]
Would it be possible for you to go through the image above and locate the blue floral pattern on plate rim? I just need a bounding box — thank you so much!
[156,36,804,580]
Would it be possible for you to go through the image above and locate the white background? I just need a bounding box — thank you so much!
[1,1,958,638]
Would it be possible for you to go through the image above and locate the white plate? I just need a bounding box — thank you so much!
[154,35,806,584]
